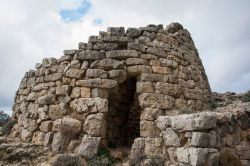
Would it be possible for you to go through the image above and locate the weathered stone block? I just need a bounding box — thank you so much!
[108,70,127,83]
[44,73,63,82]
[75,137,101,159]
[155,82,182,97]
[61,117,82,134]
[39,120,53,132]
[83,113,106,137]
[136,82,154,93]
[191,132,219,148]
[63,49,76,55]
[86,69,108,79]
[65,68,85,79]
[81,87,91,98]
[78,50,105,60]
[152,66,171,74]
[156,116,172,131]
[171,112,217,131]
[141,108,163,121]
[37,94,56,106]
[93,43,119,50]
[106,50,139,59]
[126,27,141,38]
[107,27,125,36]
[127,42,147,52]
[70,97,108,113]
[127,65,152,77]
[163,128,180,147]
[91,88,108,99]
[56,85,72,96]
[52,132,66,153]
[90,58,125,70]
[140,120,160,137]
[126,58,147,65]
[49,105,66,120]
[147,47,167,58]
[70,87,81,98]
[138,93,175,109]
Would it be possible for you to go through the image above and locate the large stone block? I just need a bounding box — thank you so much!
[127,65,152,77]
[108,70,127,83]
[152,66,171,74]
[163,128,180,147]
[75,137,101,159]
[141,108,163,121]
[191,132,219,148]
[147,47,167,58]
[37,94,56,106]
[70,97,108,113]
[176,147,219,166]
[83,113,106,137]
[138,93,175,109]
[140,120,160,137]
[106,50,139,59]
[127,43,147,52]
[136,82,154,93]
[65,68,85,79]
[52,132,66,153]
[49,104,66,120]
[61,117,82,134]
[93,43,119,50]
[77,50,105,60]
[39,120,53,132]
[107,27,125,36]
[155,82,182,97]
[44,73,62,82]
[171,112,217,131]
[103,35,132,43]
[126,27,141,38]
[56,85,72,96]
[90,58,125,70]
[86,69,108,79]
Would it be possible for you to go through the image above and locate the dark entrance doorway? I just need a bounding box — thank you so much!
[107,77,141,148]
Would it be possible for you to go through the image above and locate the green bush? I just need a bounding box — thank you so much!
[0,120,16,136]
[209,99,218,110]
[242,90,250,102]
[87,147,114,166]
[52,154,82,166]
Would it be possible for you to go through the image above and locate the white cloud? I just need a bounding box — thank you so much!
[0,0,250,114]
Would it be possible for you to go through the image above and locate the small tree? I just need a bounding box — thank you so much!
[0,111,11,127]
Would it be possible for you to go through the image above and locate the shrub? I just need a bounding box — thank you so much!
[0,111,10,127]
[209,99,218,110]
[242,90,250,102]
[87,147,113,166]
[0,120,16,136]
[52,154,82,166]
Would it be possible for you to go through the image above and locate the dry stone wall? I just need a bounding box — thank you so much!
[130,106,250,166]
[11,23,211,160]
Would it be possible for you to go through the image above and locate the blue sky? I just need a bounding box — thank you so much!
[60,0,92,22]
[0,0,250,115]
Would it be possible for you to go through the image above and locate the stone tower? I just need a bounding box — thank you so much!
[11,23,211,162]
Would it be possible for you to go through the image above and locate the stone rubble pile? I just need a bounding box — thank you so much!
[9,22,218,165]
